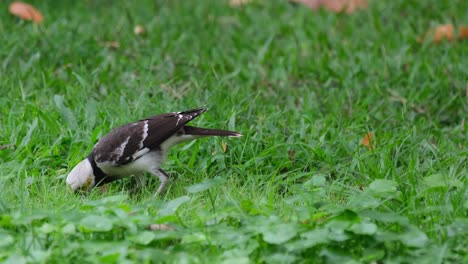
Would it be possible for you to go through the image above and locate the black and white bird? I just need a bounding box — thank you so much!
[66,107,241,195]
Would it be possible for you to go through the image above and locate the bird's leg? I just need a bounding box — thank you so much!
[128,175,146,194]
[153,168,169,197]
[135,174,146,189]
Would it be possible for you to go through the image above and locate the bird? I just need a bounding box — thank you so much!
[66,107,241,195]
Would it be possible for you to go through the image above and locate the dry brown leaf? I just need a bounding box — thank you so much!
[9,2,43,24]
[458,25,468,40]
[229,0,254,6]
[134,25,146,36]
[100,41,120,49]
[292,0,367,13]
[222,141,228,153]
[420,24,454,43]
[322,0,367,13]
[433,24,454,43]
[361,132,375,150]
[149,224,175,231]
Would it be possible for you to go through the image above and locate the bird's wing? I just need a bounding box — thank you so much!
[92,108,206,166]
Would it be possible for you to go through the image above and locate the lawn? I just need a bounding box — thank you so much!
[0,0,467,263]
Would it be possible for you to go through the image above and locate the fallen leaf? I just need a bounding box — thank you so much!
[433,24,454,42]
[229,0,254,6]
[292,0,367,13]
[222,141,228,153]
[420,24,454,43]
[99,41,120,49]
[149,224,175,231]
[458,25,468,40]
[361,132,375,150]
[134,25,146,36]
[322,0,367,13]
[9,2,43,24]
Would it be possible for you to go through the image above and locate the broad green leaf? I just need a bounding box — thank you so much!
[99,252,120,263]
[327,227,349,242]
[18,211,49,225]
[399,226,428,248]
[349,221,378,235]
[320,249,360,264]
[310,174,327,187]
[347,192,380,210]
[81,241,124,254]
[424,174,448,188]
[129,231,156,245]
[182,232,207,243]
[4,254,27,264]
[0,214,13,227]
[324,210,359,241]
[424,174,462,189]
[447,218,468,237]
[360,211,409,225]
[262,253,297,264]
[375,230,400,242]
[29,250,51,263]
[185,177,226,193]
[152,231,181,241]
[332,209,360,222]
[369,179,398,194]
[38,223,55,234]
[285,229,329,251]
[0,233,14,247]
[362,248,386,262]
[61,223,76,234]
[80,215,113,232]
[222,257,250,264]
[159,196,190,216]
[261,223,298,244]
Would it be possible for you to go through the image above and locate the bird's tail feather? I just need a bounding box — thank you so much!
[183,126,241,137]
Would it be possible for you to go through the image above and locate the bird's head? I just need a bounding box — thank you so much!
[66,159,95,192]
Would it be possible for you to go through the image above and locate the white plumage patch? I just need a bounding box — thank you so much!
[132,147,151,161]
[140,120,148,149]
[175,113,184,125]
[114,136,130,159]
[97,151,163,178]
[160,134,200,153]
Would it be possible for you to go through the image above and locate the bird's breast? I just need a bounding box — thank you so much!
[96,151,164,177]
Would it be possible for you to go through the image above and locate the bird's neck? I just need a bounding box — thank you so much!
[87,153,115,186]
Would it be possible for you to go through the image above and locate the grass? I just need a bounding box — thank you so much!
[0,0,467,263]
